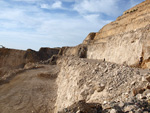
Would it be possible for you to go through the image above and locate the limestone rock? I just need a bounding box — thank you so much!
[110,109,117,113]
[82,0,150,68]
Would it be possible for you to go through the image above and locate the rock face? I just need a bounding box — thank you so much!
[59,45,87,58]
[82,0,150,68]
[0,47,60,77]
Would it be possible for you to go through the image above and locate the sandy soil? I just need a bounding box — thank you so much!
[0,65,59,113]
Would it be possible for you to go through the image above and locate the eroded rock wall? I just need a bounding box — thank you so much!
[59,45,87,58]
[0,48,60,77]
[87,25,150,67]
[82,0,150,68]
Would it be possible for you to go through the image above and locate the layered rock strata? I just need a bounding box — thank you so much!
[81,0,150,68]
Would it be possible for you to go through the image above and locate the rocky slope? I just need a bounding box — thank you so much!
[55,56,150,112]
[0,0,150,113]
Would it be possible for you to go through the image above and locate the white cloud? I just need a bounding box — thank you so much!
[12,0,41,2]
[83,14,100,23]
[40,1,64,10]
[51,1,62,9]
[73,0,120,16]
[40,4,49,9]
[60,0,75,2]
[0,9,23,20]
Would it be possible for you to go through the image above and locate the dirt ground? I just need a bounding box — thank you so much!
[0,65,59,113]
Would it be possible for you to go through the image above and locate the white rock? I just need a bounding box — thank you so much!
[147,93,150,97]
[136,94,142,100]
[128,111,134,113]
[103,101,107,104]
[109,87,113,90]
[76,110,80,113]
[131,81,136,85]
[119,101,124,107]
[142,76,147,82]
[124,105,135,112]
[110,109,117,113]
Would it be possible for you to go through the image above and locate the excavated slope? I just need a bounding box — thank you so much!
[0,48,59,77]
[81,0,150,68]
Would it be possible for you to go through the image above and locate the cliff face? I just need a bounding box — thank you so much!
[83,0,150,41]
[82,0,150,68]
[87,25,150,67]
[0,48,60,77]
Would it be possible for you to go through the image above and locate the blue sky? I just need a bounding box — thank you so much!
[0,0,145,50]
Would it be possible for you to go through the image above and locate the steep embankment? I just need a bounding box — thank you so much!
[81,0,150,68]
[55,56,150,112]
[87,25,150,67]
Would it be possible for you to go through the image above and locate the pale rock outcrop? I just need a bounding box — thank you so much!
[82,0,150,68]
[87,25,150,67]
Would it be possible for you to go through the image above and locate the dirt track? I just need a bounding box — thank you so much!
[0,65,59,113]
